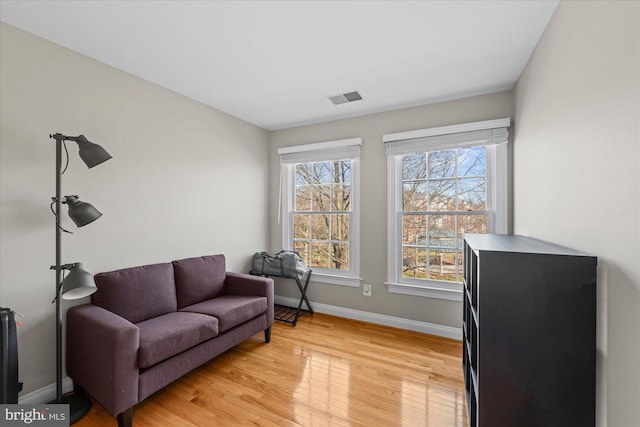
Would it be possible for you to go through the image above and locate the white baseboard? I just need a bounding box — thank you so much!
[274,295,462,340]
[18,377,73,405]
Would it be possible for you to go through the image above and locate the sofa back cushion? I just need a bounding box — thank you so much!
[93,262,177,324]
[173,255,226,309]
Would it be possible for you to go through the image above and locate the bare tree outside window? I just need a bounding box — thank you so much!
[294,160,351,271]
[401,147,488,282]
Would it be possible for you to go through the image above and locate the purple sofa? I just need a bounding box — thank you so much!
[66,254,274,427]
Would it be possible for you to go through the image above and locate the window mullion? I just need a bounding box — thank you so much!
[455,149,460,284]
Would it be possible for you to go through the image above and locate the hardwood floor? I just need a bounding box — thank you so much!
[75,313,468,426]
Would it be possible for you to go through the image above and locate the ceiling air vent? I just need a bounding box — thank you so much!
[329,91,363,105]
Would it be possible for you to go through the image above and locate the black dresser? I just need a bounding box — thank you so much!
[462,234,597,427]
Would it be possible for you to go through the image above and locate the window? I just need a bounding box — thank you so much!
[279,138,362,287]
[293,160,351,270]
[401,147,488,282]
[385,119,509,300]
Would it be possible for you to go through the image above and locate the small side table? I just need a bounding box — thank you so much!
[251,269,313,326]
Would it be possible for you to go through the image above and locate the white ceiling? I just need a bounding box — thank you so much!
[0,0,558,131]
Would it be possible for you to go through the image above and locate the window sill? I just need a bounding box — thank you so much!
[386,282,463,301]
[311,272,362,287]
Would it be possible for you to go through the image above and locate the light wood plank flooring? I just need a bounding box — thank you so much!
[75,313,468,426]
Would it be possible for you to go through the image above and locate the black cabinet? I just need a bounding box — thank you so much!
[462,234,596,427]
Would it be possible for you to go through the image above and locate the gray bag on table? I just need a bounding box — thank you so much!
[251,250,308,278]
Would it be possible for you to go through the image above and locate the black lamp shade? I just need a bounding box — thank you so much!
[75,135,112,169]
[64,195,102,227]
[61,263,97,300]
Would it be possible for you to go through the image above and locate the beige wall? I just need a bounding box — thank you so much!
[268,92,513,328]
[0,23,270,396]
[513,1,640,425]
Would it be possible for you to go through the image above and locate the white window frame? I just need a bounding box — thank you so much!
[279,138,362,287]
[384,119,509,300]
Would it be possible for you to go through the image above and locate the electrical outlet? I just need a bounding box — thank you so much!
[363,284,372,296]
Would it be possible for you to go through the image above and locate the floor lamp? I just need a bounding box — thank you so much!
[49,133,112,423]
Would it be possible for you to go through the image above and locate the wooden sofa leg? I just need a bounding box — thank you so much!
[265,327,271,343]
[73,382,85,394]
[117,407,133,427]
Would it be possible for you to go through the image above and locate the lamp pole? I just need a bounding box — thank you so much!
[48,133,111,423]
[54,135,64,404]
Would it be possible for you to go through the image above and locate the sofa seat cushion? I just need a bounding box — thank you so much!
[180,295,267,333]
[137,312,219,368]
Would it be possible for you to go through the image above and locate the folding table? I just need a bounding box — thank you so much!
[251,269,313,326]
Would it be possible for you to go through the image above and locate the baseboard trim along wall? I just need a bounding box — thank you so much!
[275,295,463,340]
[18,377,73,405]
[20,298,461,404]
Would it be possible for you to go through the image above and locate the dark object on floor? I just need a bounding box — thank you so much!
[0,307,22,404]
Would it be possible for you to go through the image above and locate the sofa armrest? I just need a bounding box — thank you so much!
[66,304,140,416]
[225,272,274,326]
